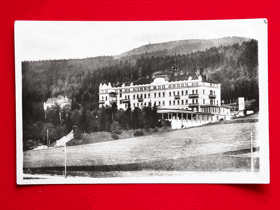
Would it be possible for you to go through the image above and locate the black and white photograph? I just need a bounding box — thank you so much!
[15,19,269,184]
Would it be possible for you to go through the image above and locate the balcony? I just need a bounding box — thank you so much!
[174,95,180,100]
[209,94,216,99]
[188,103,199,107]
[189,94,199,98]
[138,98,143,102]
[121,99,130,103]
[98,100,105,104]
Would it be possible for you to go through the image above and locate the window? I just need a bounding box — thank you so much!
[196,89,198,94]
[120,93,122,98]
[169,92,171,97]
[140,94,143,98]
[177,100,180,105]
[181,90,184,95]
[181,100,184,105]
[148,93,150,98]
[203,89,205,94]
[159,93,161,97]
[186,99,188,104]
[173,101,175,105]
[159,101,161,106]
[181,84,184,87]
[173,91,175,96]
[163,101,165,106]
[185,90,188,95]
[163,92,165,97]
[133,95,135,99]
[169,101,171,105]
[102,96,104,100]
[192,89,194,94]
[177,91,179,95]
[144,102,146,106]
[125,95,127,99]
[196,99,198,103]
[106,96,107,101]
[203,99,205,104]
[154,93,156,98]
[133,103,135,107]
[177,84,180,87]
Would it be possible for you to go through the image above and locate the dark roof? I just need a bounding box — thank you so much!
[133,77,153,85]
[170,72,198,82]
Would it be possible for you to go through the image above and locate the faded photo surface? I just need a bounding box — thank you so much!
[15,19,269,184]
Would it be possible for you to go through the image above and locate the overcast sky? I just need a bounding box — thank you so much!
[15,19,265,61]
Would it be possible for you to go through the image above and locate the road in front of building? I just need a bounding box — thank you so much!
[23,120,260,178]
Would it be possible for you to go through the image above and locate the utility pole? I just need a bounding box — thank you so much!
[47,129,49,146]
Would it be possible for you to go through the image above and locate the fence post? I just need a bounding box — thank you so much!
[251,132,254,172]
[65,142,67,178]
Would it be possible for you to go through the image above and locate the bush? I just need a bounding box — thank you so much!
[110,121,122,135]
[160,119,172,129]
[154,127,159,132]
[134,130,144,137]
[73,127,82,139]
[111,133,119,140]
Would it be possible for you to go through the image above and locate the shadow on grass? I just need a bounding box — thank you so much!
[24,149,260,178]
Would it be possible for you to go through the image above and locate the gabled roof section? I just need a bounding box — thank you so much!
[170,72,198,82]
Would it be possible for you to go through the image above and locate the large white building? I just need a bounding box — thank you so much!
[99,68,231,129]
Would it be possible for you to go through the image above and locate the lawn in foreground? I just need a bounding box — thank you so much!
[23,122,259,176]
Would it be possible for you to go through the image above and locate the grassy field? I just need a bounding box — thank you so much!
[23,117,260,177]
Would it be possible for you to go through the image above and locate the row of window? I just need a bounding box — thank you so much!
[101,96,108,101]
[102,95,219,106]
[121,89,215,99]
[122,99,220,109]
[115,82,219,93]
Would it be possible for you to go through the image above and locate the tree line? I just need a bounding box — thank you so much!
[22,100,168,148]
[22,40,259,146]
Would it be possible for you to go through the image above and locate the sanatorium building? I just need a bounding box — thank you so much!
[99,67,231,129]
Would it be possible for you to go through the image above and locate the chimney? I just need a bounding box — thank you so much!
[196,67,200,76]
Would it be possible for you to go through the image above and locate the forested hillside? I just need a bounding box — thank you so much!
[22,38,258,147]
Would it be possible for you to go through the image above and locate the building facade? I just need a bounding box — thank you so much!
[99,69,231,129]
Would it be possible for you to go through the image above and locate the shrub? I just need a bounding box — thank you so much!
[154,127,159,132]
[110,121,122,135]
[73,127,82,139]
[134,130,144,137]
[111,133,119,140]
[160,119,172,129]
